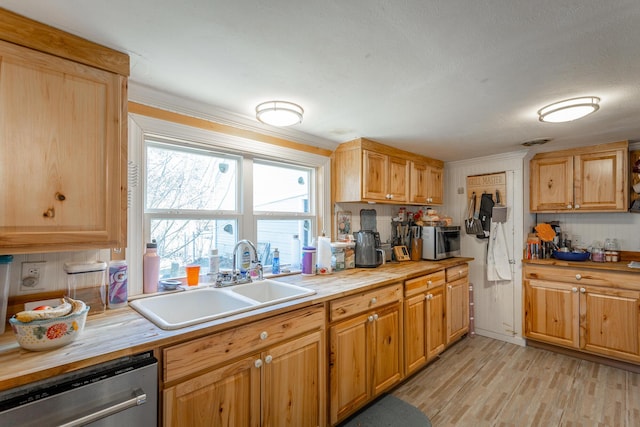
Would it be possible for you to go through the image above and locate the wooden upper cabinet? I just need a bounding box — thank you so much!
[410,161,443,205]
[0,10,128,253]
[333,138,443,205]
[529,141,628,213]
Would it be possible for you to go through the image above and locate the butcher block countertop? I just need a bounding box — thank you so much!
[0,257,472,392]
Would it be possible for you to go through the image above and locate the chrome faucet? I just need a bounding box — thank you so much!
[216,239,263,286]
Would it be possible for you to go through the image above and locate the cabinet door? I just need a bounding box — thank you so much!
[362,150,388,201]
[263,331,324,427]
[163,354,261,427]
[329,313,370,425]
[0,40,125,252]
[524,279,579,348]
[580,286,640,361]
[387,156,409,202]
[371,303,402,396]
[426,285,446,360]
[426,165,444,205]
[574,149,626,211]
[530,155,574,211]
[404,293,427,375]
[446,277,469,344]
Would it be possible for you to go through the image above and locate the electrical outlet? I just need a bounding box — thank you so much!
[21,261,46,292]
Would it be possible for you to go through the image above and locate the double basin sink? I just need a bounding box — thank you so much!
[130,279,316,330]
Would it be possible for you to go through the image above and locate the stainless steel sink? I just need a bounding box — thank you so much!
[130,279,315,330]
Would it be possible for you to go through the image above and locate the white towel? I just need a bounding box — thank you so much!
[487,221,512,281]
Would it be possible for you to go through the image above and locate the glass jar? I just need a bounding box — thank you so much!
[591,248,605,262]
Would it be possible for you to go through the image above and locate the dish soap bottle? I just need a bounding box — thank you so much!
[272,248,280,274]
[143,240,160,293]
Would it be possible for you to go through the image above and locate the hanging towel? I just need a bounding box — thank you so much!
[487,221,512,281]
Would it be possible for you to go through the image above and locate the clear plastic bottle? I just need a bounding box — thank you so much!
[143,240,160,293]
[208,248,220,277]
[291,234,301,270]
[272,248,280,274]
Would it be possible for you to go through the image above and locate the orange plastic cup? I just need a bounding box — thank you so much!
[185,265,200,286]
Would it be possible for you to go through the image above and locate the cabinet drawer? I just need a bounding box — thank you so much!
[446,264,468,282]
[164,305,324,383]
[524,265,639,290]
[405,271,445,297]
[330,283,402,322]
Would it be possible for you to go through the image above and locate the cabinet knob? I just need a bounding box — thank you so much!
[259,331,268,340]
[373,314,379,321]
[580,288,586,293]
[427,197,432,203]
[572,287,578,293]
[254,359,263,368]
[368,315,374,322]
[371,297,377,305]
[575,204,580,209]
[448,285,452,290]
[567,204,573,209]
[426,294,433,300]
[265,355,273,364]
[575,274,582,280]
[386,194,392,199]
[427,280,432,285]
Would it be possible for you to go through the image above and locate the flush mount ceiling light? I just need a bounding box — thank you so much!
[538,96,600,123]
[255,101,304,126]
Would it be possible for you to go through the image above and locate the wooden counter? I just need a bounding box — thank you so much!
[0,258,471,392]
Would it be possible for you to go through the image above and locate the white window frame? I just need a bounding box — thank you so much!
[127,113,331,296]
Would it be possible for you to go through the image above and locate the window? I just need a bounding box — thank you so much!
[145,140,240,277]
[144,140,317,279]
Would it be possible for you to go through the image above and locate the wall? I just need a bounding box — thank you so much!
[6,249,112,298]
[445,150,528,346]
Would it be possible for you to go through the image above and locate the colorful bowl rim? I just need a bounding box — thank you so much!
[9,306,90,325]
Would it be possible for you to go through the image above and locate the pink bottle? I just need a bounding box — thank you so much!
[143,240,160,293]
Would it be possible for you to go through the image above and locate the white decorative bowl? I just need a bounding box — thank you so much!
[9,306,90,351]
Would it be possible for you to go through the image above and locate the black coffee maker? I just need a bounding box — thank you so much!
[354,230,384,267]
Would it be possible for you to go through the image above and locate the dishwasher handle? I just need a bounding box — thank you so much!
[58,388,147,427]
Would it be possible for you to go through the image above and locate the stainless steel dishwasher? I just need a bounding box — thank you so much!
[0,350,157,426]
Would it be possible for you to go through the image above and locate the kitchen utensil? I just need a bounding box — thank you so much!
[535,223,559,250]
[465,193,483,235]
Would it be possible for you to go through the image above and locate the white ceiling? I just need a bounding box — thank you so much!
[3,0,640,161]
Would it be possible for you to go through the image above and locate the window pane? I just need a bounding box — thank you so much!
[253,162,310,213]
[257,219,311,270]
[151,219,237,277]
[146,142,237,211]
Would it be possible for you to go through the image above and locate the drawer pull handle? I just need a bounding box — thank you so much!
[265,355,273,364]
[254,359,263,368]
[575,274,582,280]
[572,287,578,293]
[371,297,377,305]
[259,331,268,340]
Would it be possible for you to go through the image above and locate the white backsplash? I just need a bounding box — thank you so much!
[5,249,112,298]
[535,212,640,251]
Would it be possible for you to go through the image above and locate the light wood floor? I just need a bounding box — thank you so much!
[391,335,640,427]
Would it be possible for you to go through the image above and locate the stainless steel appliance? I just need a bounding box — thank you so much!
[0,351,157,427]
[355,230,384,267]
[421,226,461,260]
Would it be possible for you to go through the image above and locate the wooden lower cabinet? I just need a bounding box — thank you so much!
[329,284,403,425]
[162,305,325,427]
[404,271,446,376]
[446,265,470,344]
[524,263,640,363]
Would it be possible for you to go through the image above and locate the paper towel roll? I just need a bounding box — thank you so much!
[317,237,332,274]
